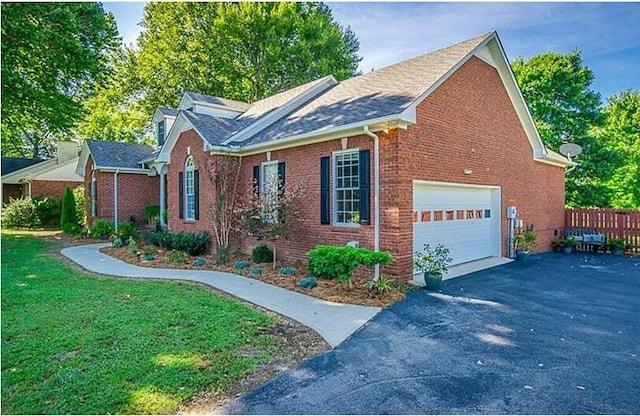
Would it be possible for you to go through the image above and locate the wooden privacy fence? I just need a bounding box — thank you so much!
[565,208,640,253]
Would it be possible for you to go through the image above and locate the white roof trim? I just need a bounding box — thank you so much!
[22,157,82,181]
[2,158,57,183]
[221,75,338,145]
[177,93,245,114]
[76,142,91,176]
[155,112,210,164]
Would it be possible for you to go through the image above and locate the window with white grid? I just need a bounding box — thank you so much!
[185,156,195,220]
[334,150,360,225]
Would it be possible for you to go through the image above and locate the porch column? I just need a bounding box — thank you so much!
[159,164,167,228]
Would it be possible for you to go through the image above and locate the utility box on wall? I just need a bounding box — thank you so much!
[506,205,517,219]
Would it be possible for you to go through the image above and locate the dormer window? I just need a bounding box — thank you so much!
[157,120,165,147]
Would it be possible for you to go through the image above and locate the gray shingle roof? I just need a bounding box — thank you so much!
[184,91,250,111]
[1,157,44,175]
[87,140,156,169]
[182,111,245,146]
[158,107,179,117]
[240,33,491,146]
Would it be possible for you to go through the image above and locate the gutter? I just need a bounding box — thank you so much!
[114,169,119,231]
[363,126,381,281]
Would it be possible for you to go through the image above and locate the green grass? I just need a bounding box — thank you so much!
[1,232,280,414]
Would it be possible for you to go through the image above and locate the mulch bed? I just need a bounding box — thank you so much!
[101,245,407,307]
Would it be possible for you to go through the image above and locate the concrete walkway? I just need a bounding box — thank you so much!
[61,244,381,347]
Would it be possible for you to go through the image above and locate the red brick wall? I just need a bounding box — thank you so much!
[167,56,565,282]
[30,180,82,200]
[83,155,159,226]
[390,56,566,279]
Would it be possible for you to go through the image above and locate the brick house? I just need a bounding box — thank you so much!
[1,141,82,205]
[76,140,159,228]
[151,32,573,282]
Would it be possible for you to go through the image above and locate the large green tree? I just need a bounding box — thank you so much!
[1,3,119,158]
[595,90,640,209]
[76,2,361,144]
[512,51,605,207]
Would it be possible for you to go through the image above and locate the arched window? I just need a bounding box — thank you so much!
[185,156,196,220]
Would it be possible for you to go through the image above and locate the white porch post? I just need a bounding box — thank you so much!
[159,165,167,228]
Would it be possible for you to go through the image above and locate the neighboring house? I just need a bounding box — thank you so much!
[76,140,159,228]
[1,141,82,205]
[148,31,573,282]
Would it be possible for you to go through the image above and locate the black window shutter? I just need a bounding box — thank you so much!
[252,165,260,196]
[359,150,371,225]
[178,172,184,219]
[277,162,285,194]
[320,156,330,224]
[194,170,199,220]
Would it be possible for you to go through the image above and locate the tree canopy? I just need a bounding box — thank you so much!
[1,2,119,157]
[76,2,361,143]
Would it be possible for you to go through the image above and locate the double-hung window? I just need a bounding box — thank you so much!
[261,161,279,223]
[157,120,165,147]
[185,156,196,220]
[334,150,360,225]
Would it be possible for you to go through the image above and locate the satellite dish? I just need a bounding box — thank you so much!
[559,143,583,160]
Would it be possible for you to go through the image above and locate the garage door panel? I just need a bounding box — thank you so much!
[413,182,500,270]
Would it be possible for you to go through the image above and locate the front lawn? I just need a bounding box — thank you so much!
[1,232,282,414]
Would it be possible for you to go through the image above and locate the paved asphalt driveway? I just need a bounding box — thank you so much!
[225,253,640,414]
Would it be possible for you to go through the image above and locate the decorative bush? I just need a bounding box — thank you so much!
[234,260,250,270]
[33,196,61,228]
[166,250,188,264]
[252,245,274,263]
[117,221,139,241]
[62,223,82,236]
[146,231,209,255]
[91,219,114,239]
[250,267,263,275]
[143,246,158,256]
[369,275,395,293]
[1,197,41,229]
[142,254,155,261]
[308,245,394,287]
[193,257,206,268]
[144,205,160,221]
[128,237,139,255]
[112,237,123,248]
[60,186,77,229]
[298,276,317,289]
[279,266,296,276]
[73,186,85,227]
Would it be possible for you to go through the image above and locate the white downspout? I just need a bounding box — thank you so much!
[114,169,119,231]
[363,125,381,280]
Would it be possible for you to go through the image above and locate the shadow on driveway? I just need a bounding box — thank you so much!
[223,253,640,414]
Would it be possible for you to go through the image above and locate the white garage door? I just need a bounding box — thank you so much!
[413,181,501,271]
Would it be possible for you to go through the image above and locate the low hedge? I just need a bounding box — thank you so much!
[147,230,210,256]
[308,245,393,286]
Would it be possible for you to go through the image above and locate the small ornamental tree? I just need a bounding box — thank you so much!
[204,154,243,264]
[241,175,307,269]
[60,186,78,229]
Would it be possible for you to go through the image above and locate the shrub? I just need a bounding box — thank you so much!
[252,245,274,263]
[298,276,317,289]
[117,221,139,241]
[234,260,250,270]
[193,258,206,268]
[33,196,61,228]
[1,198,41,229]
[368,275,395,293]
[250,267,263,275]
[112,237,123,248]
[73,186,85,227]
[62,223,82,236]
[91,219,114,239]
[279,266,296,276]
[308,245,394,288]
[142,254,155,261]
[60,186,77,228]
[143,246,158,256]
[146,231,209,255]
[144,205,160,221]
[128,237,138,255]
[166,250,188,264]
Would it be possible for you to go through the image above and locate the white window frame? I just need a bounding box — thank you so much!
[261,160,279,223]
[185,156,196,221]
[333,149,360,227]
[90,171,97,217]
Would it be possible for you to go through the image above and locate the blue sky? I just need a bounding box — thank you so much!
[103,2,640,101]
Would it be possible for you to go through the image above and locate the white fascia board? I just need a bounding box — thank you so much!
[95,166,152,174]
[156,112,213,164]
[220,114,407,156]
[221,75,338,145]
[75,142,92,176]
[177,94,195,111]
[26,158,81,181]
